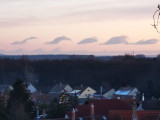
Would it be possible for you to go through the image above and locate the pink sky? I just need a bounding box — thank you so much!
[0,0,160,55]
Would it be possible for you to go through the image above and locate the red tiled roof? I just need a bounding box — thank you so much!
[109,110,132,120]
[67,99,132,118]
[88,99,132,115]
[138,111,160,120]
[109,110,160,120]
[119,99,139,108]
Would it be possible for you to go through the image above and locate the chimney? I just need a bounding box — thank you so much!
[90,103,94,120]
[72,108,75,120]
[142,93,144,102]
[132,102,138,120]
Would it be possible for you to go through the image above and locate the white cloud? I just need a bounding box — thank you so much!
[46,36,71,44]
[11,37,37,45]
[104,36,128,44]
[135,39,159,45]
[78,37,97,44]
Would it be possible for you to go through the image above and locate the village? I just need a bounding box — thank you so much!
[1,81,160,120]
[1,0,160,120]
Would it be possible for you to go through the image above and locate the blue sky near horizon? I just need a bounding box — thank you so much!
[0,0,160,55]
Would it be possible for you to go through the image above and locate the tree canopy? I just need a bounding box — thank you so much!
[7,79,36,120]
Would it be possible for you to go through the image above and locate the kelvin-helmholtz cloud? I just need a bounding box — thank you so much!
[135,39,159,45]
[104,36,128,44]
[78,37,98,44]
[11,37,37,45]
[46,36,71,44]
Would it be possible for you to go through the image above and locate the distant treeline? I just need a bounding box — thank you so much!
[0,55,160,99]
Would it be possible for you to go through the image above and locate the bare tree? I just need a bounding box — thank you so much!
[24,65,38,84]
[152,5,160,32]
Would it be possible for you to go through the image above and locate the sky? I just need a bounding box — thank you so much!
[0,0,160,55]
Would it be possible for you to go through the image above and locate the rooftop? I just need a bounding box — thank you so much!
[115,87,137,95]
[67,99,134,118]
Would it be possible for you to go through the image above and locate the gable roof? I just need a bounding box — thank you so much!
[50,83,71,93]
[94,88,111,95]
[28,83,37,93]
[115,87,137,95]
[103,88,115,94]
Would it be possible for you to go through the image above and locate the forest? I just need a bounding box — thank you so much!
[0,55,160,100]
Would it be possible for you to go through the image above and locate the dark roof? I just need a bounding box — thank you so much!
[118,87,136,91]
[49,84,67,93]
[95,88,115,95]
[73,86,88,91]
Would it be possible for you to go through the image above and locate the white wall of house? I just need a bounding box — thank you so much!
[103,89,115,99]
[78,87,96,99]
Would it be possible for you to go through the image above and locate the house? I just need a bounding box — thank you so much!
[0,83,37,96]
[93,87,115,99]
[103,88,115,99]
[49,83,72,98]
[113,87,139,99]
[49,83,72,94]
[27,83,37,93]
[70,86,96,99]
